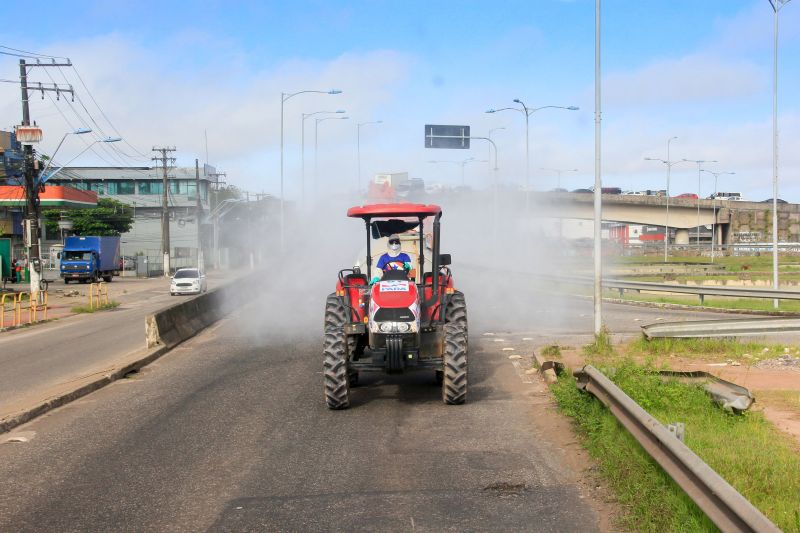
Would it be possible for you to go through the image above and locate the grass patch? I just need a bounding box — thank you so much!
[627,337,788,362]
[614,255,800,272]
[583,327,614,357]
[71,301,120,313]
[540,344,562,358]
[607,289,800,313]
[552,359,800,532]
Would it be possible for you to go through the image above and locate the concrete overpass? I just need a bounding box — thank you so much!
[529,192,800,245]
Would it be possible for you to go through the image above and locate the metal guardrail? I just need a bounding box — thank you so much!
[574,365,780,533]
[642,316,800,339]
[546,274,800,304]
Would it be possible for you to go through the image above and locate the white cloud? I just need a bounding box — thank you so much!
[604,53,766,107]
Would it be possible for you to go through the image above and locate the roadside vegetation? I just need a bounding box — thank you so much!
[540,344,563,358]
[614,255,800,272]
[71,301,120,314]
[626,336,788,362]
[605,289,800,313]
[552,358,800,532]
[582,327,613,356]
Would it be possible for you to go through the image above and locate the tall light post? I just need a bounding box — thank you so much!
[302,110,345,206]
[701,169,735,261]
[682,158,718,248]
[539,167,578,189]
[37,127,92,182]
[488,127,504,163]
[357,120,383,194]
[428,157,487,186]
[40,137,123,184]
[486,101,578,216]
[593,0,602,335]
[315,115,349,196]
[280,89,341,249]
[769,0,791,306]
[644,136,685,262]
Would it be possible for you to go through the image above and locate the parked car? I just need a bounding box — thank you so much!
[761,198,788,204]
[675,193,698,199]
[169,268,207,295]
[571,188,593,193]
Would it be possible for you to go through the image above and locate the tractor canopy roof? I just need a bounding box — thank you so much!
[347,203,442,220]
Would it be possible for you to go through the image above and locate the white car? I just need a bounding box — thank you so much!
[170,268,207,295]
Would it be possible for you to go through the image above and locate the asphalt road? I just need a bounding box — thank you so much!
[0,265,770,531]
[0,274,228,419]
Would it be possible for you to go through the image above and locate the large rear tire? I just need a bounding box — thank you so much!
[442,323,467,405]
[323,293,350,409]
[445,290,468,349]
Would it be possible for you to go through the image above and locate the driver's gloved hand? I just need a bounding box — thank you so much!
[370,276,381,284]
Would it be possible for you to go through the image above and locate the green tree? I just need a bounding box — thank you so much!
[44,197,134,236]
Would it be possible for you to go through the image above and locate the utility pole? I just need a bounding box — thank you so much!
[17,58,74,300]
[195,158,204,271]
[152,147,176,277]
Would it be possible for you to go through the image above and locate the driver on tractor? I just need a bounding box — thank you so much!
[370,233,413,284]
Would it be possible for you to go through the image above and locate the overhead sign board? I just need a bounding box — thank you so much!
[424,124,470,149]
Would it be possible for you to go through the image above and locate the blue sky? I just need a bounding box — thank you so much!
[1,0,799,200]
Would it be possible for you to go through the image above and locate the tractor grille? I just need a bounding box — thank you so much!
[374,307,414,322]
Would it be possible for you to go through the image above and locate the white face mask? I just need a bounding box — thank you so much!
[388,243,401,254]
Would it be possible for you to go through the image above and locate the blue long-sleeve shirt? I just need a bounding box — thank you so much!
[377,252,411,271]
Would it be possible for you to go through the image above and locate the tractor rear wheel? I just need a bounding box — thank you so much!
[323,293,350,409]
[445,290,468,348]
[442,323,467,405]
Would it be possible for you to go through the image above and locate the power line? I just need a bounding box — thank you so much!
[69,64,150,160]
[0,45,69,60]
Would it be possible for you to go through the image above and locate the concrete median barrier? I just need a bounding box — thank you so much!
[146,270,261,349]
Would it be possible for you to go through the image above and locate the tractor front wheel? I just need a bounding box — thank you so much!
[442,323,467,405]
[323,293,350,409]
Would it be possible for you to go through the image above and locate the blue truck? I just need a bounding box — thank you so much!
[60,236,121,284]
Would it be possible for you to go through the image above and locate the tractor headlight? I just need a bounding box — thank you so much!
[377,321,412,333]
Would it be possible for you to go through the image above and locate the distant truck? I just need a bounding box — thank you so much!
[368,172,409,201]
[60,236,120,283]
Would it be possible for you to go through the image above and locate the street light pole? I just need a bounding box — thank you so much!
[683,159,718,249]
[302,110,345,207]
[701,169,735,261]
[645,152,689,262]
[769,0,791,307]
[357,120,382,194]
[593,0,602,335]
[315,115,349,198]
[280,89,341,250]
[485,102,578,217]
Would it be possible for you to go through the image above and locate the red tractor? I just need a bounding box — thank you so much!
[323,203,468,409]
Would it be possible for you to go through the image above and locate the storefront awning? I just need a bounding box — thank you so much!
[0,185,98,208]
